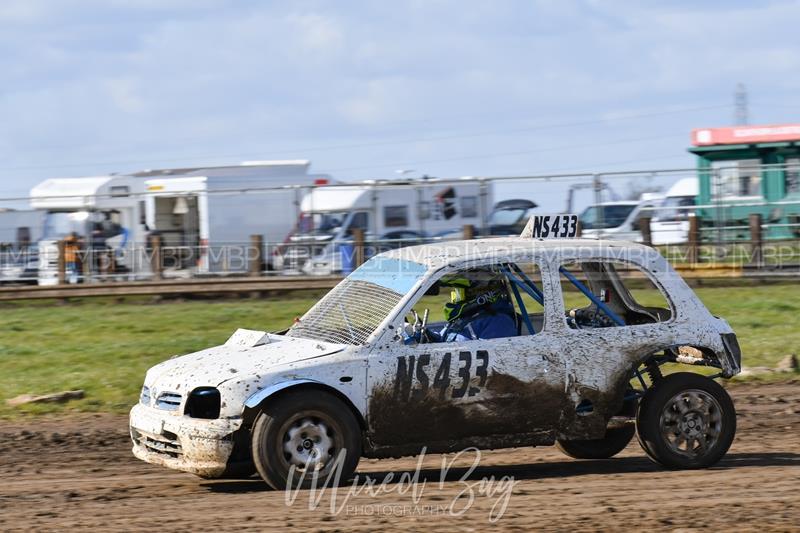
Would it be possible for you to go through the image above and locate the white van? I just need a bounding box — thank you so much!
[279,178,492,275]
[650,178,698,245]
[578,196,661,242]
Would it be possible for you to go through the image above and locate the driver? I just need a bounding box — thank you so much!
[434,270,517,342]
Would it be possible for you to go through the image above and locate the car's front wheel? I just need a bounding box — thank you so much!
[636,372,736,469]
[251,389,362,490]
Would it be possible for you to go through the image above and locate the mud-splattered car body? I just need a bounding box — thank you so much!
[130,236,741,478]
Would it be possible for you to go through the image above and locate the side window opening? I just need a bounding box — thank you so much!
[559,261,672,330]
[408,262,545,343]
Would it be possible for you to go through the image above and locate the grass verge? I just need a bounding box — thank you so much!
[1,284,799,417]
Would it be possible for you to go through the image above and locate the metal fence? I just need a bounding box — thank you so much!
[2,164,800,286]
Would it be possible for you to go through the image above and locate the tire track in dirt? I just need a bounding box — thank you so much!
[0,381,798,531]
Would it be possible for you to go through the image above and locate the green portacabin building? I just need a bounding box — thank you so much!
[689,123,800,239]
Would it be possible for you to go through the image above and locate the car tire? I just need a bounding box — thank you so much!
[636,372,736,469]
[556,394,637,459]
[251,388,362,490]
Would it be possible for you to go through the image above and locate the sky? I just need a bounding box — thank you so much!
[1,0,800,209]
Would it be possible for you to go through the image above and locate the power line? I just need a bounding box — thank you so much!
[537,154,693,175]
[0,103,728,173]
[320,132,687,173]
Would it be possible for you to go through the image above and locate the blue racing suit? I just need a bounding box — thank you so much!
[438,300,517,342]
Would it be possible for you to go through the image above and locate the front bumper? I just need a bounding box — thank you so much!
[720,332,742,377]
[129,403,244,478]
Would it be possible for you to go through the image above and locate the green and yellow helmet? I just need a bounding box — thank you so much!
[440,270,508,322]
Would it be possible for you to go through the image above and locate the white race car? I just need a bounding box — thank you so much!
[130,215,741,489]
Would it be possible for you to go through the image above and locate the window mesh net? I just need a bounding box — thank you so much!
[286,279,402,345]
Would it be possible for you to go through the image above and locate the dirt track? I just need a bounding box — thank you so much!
[1,381,799,532]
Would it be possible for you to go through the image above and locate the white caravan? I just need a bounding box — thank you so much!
[141,161,331,274]
[280,178,492,275]
[650,178,698,245]
[30,175,147,285]
[578,194,662,242]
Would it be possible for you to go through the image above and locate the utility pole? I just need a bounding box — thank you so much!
[735,83,749,125]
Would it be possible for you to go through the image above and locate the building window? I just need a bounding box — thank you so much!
[712,159,761,198]
[786,158,800,195]
[384,206,408,227]
[460,196,478,218]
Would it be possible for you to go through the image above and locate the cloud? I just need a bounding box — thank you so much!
[0,0,799,199]
[104,77,145,113]
[286,12,345,56]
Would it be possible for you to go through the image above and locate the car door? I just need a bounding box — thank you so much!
[364,260,570,447]
[365,339,499,445]
[553,258,678,439]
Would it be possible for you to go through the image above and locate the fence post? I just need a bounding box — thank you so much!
[749,213,763,266]
[57,240,66,285]
[352,228,365,268]
[149,234,163,281]
[639,216,652,247]
[249,234,264,277]
[463,224,475,240]
[82,242,91,283]
[687,214,700,264]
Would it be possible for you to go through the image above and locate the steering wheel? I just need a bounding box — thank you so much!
[403,308,431,343]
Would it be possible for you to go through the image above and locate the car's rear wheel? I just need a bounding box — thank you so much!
[251,389,362,490]
[556,394,637,459]
[636,372,736,469]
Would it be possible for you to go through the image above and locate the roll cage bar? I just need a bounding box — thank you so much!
[499,262,627,335]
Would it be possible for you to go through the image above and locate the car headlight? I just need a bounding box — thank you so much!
[140,385,151,406]
[185,387,221,419]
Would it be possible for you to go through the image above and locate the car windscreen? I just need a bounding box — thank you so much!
[294,211,350,237]
[579,204,637,229]
[489,207,528,226]
[286,256,427,344]
[653,196,695,222]
[42,211,89,239]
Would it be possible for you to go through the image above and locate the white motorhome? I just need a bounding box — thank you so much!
[650,178,698,245]
[280,178,492,275]
[578,194,662,242]
[140,161,331,274]
[30,175,147,285]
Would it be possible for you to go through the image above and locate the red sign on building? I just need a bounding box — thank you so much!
[691,124,800,146]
